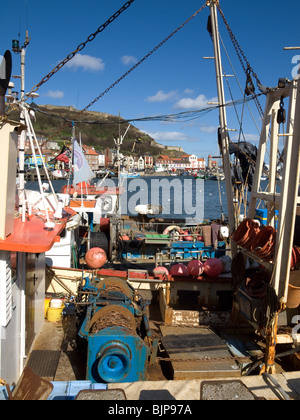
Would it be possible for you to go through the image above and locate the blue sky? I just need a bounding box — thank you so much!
[1,0,300,158]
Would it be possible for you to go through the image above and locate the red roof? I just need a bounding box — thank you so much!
[82,145,99,156]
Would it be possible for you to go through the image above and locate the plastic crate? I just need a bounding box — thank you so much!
[255,209,278,228]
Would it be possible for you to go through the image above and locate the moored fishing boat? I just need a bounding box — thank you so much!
[0,0,300,402]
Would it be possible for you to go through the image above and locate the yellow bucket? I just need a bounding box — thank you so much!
[45,298,51,318]
[47,306,64,322]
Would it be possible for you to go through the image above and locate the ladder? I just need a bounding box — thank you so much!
[248,78,300,306]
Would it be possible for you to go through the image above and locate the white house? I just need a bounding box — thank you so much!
[198,158,206,170]
[189,154,198,169]
[98,154,106,167]
[137,156,144,170]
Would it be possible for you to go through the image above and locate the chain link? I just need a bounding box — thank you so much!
[26,0,136,103]
[82,3,208,112]
[216,4,262,88]
[25,2,208,139]
[156,355,252,364]
[216,4,264,117]
[0,1,135,123]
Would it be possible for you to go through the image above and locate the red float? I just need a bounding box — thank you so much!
[85,247,107,269]
[187,260,204,277]
[204,258,224,277]
[170,263,189,277]
[153,266,169,278]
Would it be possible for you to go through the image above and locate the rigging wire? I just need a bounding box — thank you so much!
[82,3,207,112]
[32,93,264,126]
[219,34,262,138]
[216,3,266,118]
[0,0,136,123]
[23,2,208,141]
[26,0,136,102]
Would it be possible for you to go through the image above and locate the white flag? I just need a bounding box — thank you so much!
[73,140,94,185]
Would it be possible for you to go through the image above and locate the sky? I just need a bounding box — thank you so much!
[1,0,300,159]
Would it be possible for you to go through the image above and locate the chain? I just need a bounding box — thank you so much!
[82,3,208,112]
[216,4,264,117]
[156,355,252,364]
[0,0,135,124]
[0,102,19,124]
[25,0,136,102]
[216,4,262,89]
[19,2,208,139]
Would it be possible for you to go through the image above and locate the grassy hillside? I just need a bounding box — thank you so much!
[14,105,184,157]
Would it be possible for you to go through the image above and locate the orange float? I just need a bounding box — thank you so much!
[85,247,107,269]
[153,266,169,278]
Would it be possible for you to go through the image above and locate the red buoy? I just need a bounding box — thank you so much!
[85,247,107,269]
[153,266,169,278]
[187,260,204,277]
[170,263,189,277]
[204,258,224,277]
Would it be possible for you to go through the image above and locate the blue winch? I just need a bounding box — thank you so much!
[77,276,156,384]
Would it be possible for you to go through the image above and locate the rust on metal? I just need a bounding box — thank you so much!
[89,305,136,334]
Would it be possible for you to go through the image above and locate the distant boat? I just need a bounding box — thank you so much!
[120,171,140,178]
[135,204,163,215]
[210,173,225,181]
[52,169,67,178]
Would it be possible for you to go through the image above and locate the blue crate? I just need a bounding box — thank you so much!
[171,241,226,259]
[255,209,278,228]
[48,381,107,400]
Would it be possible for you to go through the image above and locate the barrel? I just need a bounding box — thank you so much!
[47,307,64,322]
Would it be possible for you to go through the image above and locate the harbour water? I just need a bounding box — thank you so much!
[25,176,271,222]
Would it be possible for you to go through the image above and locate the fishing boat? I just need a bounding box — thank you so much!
[0,0,300,402]
[120,170,140,178]
[51,169,67,179]
[0,107,77,389]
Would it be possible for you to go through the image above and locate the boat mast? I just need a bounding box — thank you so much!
[207,0,236,252]
[12,31,31,217]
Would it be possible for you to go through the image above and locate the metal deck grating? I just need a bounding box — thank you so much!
[26,350,61,378]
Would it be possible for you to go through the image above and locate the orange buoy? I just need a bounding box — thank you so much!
[85,247,107,269]
[153,266,169,278]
